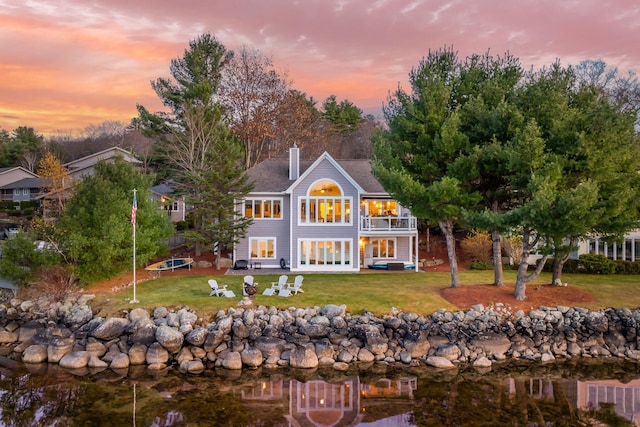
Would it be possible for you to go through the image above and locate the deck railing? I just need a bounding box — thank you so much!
[360,216,417,232]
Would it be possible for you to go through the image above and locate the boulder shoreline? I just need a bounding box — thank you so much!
[1,294,639,374]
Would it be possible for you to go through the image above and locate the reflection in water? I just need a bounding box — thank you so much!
[0,360,639,426]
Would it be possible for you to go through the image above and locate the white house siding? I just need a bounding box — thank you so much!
[235,195,290,269]
[289,159,360,272]
[582,230,640,261]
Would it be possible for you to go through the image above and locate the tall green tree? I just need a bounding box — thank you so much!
[507,62,640,299]
[322,95,363,133]
[57,159,172,282]
[372,48,480,287]
[453,51,524,287]
[136,33,253,256]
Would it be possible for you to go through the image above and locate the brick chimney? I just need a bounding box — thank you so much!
[289,144,299,180]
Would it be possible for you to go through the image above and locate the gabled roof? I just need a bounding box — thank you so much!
[245,153,386,194]
[64,146,141,170]
[0,166,38,178]
[0,177,43,190]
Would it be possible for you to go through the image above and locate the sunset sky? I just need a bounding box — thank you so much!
[1,0,639,135]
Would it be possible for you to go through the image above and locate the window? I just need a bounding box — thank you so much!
[13,189,19,196]
[250,238,276,259]
[299,180,351,225]
[173,201,179,211]
[22,189,29,195]
[362,199,397,217]
[371,238,396,258]
[299,239,351,265]
[244,199,282,219]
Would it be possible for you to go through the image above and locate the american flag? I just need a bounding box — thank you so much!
[131,191,137,225]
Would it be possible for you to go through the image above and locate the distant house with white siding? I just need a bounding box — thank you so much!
[234,146,419,272]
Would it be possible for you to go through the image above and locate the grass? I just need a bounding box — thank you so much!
[87,269,640,319]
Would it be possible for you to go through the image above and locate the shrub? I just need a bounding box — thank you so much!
[460,230,492,264]
[470,261,493,270]
[175,220,189,231]
[579,254,616,275]
[614,260,640,275]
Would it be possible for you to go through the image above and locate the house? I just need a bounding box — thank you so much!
[64,146,142,182]
[0,167,42,203]
[234,145,419,272]
[151,183,187,224]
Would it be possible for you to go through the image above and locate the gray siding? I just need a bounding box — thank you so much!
[289,158,360,271]
[235,194,290,268]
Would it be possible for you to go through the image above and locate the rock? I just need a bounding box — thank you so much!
[85,338,107,357]
[241,347,263,368]
[332,362,349,371]
[128,343,147,365]
[320,304,346,319]
[47,336,75,363]
[185,327,208,347]
[90,318,130,341]
[59,351,90,369]
[17,321,45,343]
[128,317,157,346]
[180,359,205,374]
[22,345,48,363]
[426,356,456,369]
[290,345,319,369]
[435,343,461,361]
[471,333,512,358]
[146,342,169,365]
[88,355,108,368]
[473,356,492,368]
[357,348,375,363]
[222,351,243,370]
[0,331,18,344]
[155,324,184,354]
[110,353,130,369]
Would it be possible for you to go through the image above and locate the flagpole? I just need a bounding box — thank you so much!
[131,189,139,304]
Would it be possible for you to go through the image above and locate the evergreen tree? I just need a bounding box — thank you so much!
[57,158,173,282]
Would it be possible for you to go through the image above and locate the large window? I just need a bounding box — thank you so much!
[299,180,351,225]
[371,238,396,258]
[362,199,397,216]
[244,198,282,219]
[250,238,276,259]
[299,239,351,265]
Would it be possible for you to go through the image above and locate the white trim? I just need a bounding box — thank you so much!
[249,237,277,259]
[295,238,357,271]
[369,237,397,259]
[243,197,284,220]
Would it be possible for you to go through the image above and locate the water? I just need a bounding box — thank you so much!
[0,359,638,426]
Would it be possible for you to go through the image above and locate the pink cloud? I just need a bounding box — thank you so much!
[0,0,638,134]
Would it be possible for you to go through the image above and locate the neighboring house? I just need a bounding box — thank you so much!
[234,145,419,272]
[0,167,41,203]
[580,231,640,262]
[64,146,142,182]
[151,183,187,224]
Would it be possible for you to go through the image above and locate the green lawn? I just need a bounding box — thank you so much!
[88,269,640,319]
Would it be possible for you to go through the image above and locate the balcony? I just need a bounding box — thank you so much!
[360,216,417,233]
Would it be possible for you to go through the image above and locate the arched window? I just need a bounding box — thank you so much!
[299,180,351,225]
[308,180,342,196]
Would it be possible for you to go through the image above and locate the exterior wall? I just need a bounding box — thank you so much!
[289,159,360,272]
[235,195,290,269]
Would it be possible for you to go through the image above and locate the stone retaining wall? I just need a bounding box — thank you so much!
[0,294,639,374]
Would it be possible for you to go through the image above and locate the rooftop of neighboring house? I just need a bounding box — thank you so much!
[245,155,386,194]
[0,177,43,190]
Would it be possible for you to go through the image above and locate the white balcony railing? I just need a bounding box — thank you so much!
[360,216,417,232]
